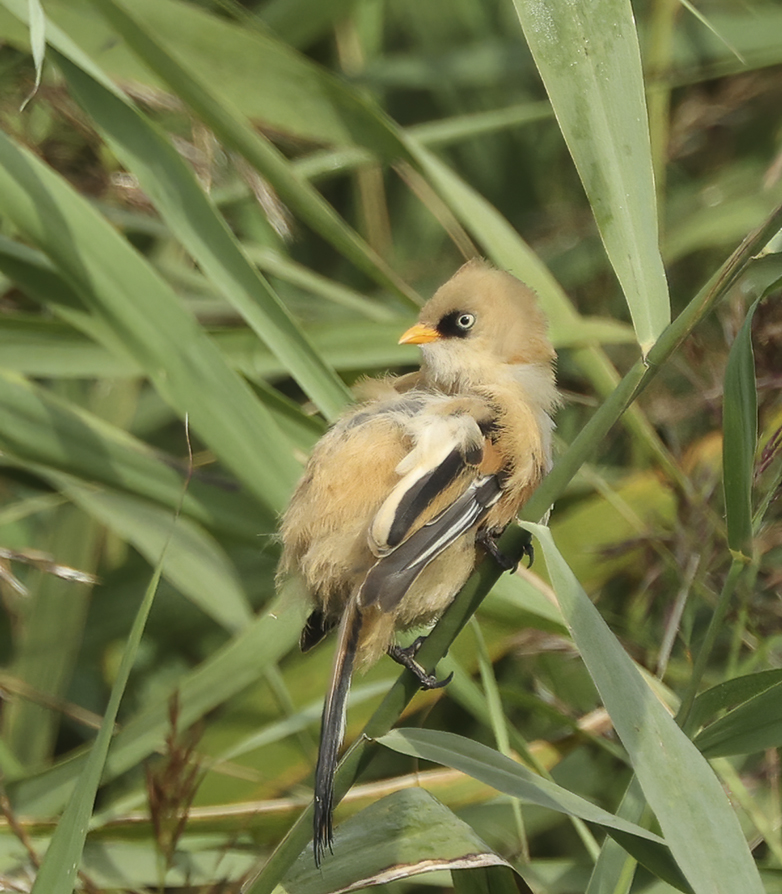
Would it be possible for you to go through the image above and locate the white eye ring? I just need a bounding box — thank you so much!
[456,313,475,330]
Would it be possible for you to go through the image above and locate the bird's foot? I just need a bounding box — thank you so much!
[477,528,534,571]
[388,638,453,690]
[519,528,535,568]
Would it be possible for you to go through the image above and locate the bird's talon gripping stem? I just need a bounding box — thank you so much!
[477,529,534,572]
[388,641,452,690]
[519,527,535,568]
[476,529,517,572]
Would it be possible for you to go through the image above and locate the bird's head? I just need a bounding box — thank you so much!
[399,259,555,390]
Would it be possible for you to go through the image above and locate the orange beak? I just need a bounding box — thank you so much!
[398,322,441,345]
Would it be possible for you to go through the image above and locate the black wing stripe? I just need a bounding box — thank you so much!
[361,475,502,612]
[386,447,472,548]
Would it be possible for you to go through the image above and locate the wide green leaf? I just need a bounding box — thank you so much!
[694,681,782,758]
[585,777,649,894]
[511,0,669,352]
[525,522,762,894]
[380,729,687,891]
[277,788,511,894]
[690,669,782,732]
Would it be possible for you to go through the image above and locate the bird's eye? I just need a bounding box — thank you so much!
[436,310,477,338]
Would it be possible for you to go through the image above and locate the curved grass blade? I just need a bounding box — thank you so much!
[511,0,669,352]
[280,789,512,894]
[83,0,419,307]
[21,0,45,107]
[0,371,274,541]
[694,681,782,758]
[59,478,253,633]
[525,522,762,894]
[690,669,782,732]
[380,729,688,892]
[53,49,352,421]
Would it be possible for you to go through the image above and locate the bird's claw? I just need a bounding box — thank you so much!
[387,639,452,690]
[477,529,534,572]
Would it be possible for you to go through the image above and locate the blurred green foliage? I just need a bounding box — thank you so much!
[0,0,781,892]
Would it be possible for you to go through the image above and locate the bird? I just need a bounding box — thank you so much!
[278,258,559,865]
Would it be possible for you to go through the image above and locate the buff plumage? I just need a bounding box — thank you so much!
[278,258,559,864]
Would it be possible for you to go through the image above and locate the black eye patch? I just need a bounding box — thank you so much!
[436,310,476,338]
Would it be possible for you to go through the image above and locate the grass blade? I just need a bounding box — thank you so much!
[0,370,273,540]
[512,0,669,351]
[722,297,760,559]
[525,522,763,894]
[59,478,253,633]
[380,728,687,891]
[280,788,513,893]
[2,504,99,768]
[7,590,304,816]
[0,129,300,513]
[694,681,782,758]
[53,49,352,421]
[83,0,419,307]
[29,520,165,893]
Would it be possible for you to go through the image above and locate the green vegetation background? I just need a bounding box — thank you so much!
[0,0,781,892]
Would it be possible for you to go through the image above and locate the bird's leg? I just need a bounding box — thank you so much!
[388,636,453,690]
[477,528,534,571]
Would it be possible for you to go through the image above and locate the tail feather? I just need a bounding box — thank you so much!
[313,599,362,866]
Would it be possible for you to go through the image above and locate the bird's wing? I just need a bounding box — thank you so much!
[369,405,492,551]
[360,474,501,611]
[361,400,503,611]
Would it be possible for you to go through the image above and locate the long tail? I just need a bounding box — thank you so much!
[313,598,363,866]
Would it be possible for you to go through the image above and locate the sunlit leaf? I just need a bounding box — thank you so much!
[511,0,669,352]
[380,728,688,891]
[279,788,511,894]
[525,522,763,894]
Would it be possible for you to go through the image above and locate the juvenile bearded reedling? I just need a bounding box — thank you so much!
[278,259,559,865]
